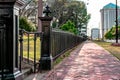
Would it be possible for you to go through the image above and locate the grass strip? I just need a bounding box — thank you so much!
[93,41,120,60]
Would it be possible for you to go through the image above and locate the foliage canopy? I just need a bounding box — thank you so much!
[50,0,90,28]
[60,20,78,35]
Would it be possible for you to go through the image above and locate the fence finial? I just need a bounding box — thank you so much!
[43,5,51,17]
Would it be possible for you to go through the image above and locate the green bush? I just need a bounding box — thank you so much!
[19,17,36,32]
[105,26,120,39]
[105,31,114,39]
[60,20,78,35]
[52,21,57,28]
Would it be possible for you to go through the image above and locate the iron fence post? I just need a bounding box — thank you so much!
[38,5,53,70]
[34,34,37,73]
[19,29,23,72]
[38,16,53,70]
[0,0,22,80]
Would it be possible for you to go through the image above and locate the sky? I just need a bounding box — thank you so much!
[78,0,120,36]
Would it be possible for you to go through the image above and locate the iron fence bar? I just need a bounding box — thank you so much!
[0,29,4,79]
[0,25,7,78]
[34,34,37,73]
[38,32,43,72]
[19,29,23,71]
[27,33,30,63]
[3,27,6,79]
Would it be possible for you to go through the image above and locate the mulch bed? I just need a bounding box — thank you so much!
[111,43,120,47]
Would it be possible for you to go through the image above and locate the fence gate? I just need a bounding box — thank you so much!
[19,30,43,73]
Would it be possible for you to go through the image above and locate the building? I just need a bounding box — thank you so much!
[80,25,87,36]
[100,3,120,39]
[91,28,99,40]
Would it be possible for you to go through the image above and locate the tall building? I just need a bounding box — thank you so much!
[100,3,120,39]
[91,28,99,40]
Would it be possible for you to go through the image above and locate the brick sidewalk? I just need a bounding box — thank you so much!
[44,41,120,80]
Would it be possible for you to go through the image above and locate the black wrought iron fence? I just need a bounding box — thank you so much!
[19,29,42,73]
[51,29,85,60]
[19,29,86,72]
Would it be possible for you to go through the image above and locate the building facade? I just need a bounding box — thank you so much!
[91,28,99,40]
[100,3,120,39]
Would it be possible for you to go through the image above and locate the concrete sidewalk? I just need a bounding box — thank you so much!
[44,41,120,80]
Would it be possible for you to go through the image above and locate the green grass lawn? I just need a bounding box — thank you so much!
[20,34,41,61]
[93,41,120,60]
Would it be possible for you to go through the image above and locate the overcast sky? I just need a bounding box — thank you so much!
[78,0,120,36]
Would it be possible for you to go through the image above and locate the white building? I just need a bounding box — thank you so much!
[91,28,99,40]
[100,3,120,39]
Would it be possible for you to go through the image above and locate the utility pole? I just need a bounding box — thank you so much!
[38,0,43,32]
[116,0,118,43]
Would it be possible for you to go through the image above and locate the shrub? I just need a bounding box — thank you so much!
[19,17,36,32]
[52,21,57,28]
[105,31,114,39]
[60,20,78,35]
[105,26,120,39]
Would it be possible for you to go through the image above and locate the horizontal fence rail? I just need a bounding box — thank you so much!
[51,29,86,60]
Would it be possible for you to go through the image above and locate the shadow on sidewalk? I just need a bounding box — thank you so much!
[44,41,120,80]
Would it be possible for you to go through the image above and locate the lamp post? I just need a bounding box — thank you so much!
[116,0,119,43]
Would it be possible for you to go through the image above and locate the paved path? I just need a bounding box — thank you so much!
[44,41,120,80]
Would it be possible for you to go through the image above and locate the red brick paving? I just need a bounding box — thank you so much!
[44,41,120,80]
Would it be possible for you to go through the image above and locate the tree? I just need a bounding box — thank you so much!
[50,0,90,28]
[66,1,90,28]
[19,0,39,31]
[20,0,38,18]
[50,0,69,25]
